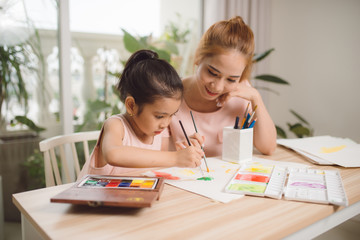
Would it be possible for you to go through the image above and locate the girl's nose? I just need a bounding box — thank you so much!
[160,118,170,128]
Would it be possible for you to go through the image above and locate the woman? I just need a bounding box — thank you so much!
[170,16,277,157]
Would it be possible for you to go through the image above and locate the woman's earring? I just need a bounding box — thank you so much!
[216,98,222,107]
[128,112,133,117]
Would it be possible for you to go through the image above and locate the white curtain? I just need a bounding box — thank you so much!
[202,0,272,101]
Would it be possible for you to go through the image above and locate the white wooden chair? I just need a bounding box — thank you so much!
[39,131,100,187]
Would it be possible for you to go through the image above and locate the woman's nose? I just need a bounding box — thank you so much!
[212,78,225,92]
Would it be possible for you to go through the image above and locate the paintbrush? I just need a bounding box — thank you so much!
[190,111,210,172]
[179,120,205,177]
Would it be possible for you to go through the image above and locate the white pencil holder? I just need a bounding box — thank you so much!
[222,126,253,164]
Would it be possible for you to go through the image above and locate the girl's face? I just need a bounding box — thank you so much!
[132,96,181,139]
[195,50,247,101]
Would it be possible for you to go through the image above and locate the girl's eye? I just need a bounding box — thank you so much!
[155,115,164,119]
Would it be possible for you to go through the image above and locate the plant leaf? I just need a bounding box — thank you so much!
[163,41,179,55]
[276,125,287,138]
[87,100,112,113]
[253,48,275,62]
[290,109,309,125]
[149,47,171,62]
[14,115,46,133]
[254,74,290,85]
[287,123,311,138]
[122,29,144,53]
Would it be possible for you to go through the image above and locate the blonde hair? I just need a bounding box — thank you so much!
[194,16,255,81]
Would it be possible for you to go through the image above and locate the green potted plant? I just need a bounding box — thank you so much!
[252,48,313,138]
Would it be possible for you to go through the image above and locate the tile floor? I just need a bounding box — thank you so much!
[3,215,360,240]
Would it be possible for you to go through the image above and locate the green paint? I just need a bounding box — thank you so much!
[197,177,214,181]
[227,183,266,193]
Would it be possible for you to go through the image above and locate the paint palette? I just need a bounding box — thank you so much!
[284,168,348,206]
[225,162,287,199]
[225,163,348,206]
[51,175,165,208]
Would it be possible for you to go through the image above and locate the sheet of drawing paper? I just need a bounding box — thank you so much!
[143,157,243,203]
[292,149,333,165]
[277,136,360,167]
[143,157,309,203]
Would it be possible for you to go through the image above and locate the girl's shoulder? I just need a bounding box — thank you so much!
[103,114,127,131]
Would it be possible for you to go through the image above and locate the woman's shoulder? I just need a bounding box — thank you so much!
[182,76,194,87]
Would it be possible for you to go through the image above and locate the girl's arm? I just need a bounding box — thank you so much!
[101,118,204,168]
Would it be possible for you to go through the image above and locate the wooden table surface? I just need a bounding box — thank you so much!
[12,146,360,240]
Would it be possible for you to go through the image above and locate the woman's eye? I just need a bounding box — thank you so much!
[227,78,237,83]
[208,69,218,77]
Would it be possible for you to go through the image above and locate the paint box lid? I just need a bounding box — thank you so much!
[50,175,165,208]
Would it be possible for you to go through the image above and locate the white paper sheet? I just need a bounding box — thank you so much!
[277,136,360,167]
[143,157,309,203]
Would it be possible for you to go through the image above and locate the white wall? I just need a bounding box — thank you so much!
[268,0,360,142]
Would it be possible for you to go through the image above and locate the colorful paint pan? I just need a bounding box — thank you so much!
[78,176,158,190]
[235,173,270,183]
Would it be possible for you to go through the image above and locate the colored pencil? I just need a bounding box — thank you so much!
[246,105,258,128]
[179,120,205,176]
[190,111,210,172]
[249,118,257,128]
[240,102,250,129]
[234,116,240,129]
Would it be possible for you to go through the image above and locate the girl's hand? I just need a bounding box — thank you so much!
[175,146,204,168]
[174,133,205,150]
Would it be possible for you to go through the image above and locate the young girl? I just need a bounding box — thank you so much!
[169,16,277,157]
[79,50,204,178]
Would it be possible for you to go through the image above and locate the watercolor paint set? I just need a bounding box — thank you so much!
[224,163,348,206]
[78,176,159,189]
[51,175,165,208]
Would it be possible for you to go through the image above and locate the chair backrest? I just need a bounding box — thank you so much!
[39,131,100,187]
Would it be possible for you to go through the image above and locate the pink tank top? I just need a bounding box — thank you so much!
[169,97,249,157]
[78,114,164,179]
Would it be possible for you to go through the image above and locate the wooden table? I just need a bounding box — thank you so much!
[13,146,360,240]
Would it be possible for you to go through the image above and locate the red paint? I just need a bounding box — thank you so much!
[235,174,269,183]
[153,171,180,180]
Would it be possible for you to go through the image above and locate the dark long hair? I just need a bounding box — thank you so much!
[116,49,183,112]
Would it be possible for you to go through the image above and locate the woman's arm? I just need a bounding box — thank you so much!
[101,118,204,168]
[251,89,277,155]
[219,81,277,155]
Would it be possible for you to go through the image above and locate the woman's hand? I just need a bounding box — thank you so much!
[217,80,259,107]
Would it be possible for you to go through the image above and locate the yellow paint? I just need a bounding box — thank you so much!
[245,164,273,174]
[180,169,195,175]
[132,180,143,184]
[225,169,231,173]
[320,145,346,153]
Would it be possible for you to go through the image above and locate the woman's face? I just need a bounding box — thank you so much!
[195,50,247,101]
